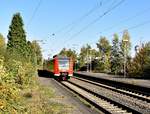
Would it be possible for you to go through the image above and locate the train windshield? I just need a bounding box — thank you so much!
[58,58,69,70]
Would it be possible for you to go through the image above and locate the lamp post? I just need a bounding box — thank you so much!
[87,49,89,72]
[87,49,93,72]
[89,49,92,72]
[72,44,79,72]
[135,45,139,54]
[75,61,77,72]
[89,55,92,72]
[123,39,129,78]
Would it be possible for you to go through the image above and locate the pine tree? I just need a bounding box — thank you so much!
[110,34,123,74]
[7,13,28,62]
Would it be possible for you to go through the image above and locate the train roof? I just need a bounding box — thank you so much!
[53,55,69,59]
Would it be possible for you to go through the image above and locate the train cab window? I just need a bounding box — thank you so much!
[58,58,69,70]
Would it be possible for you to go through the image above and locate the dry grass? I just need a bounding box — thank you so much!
[23,83,72,114]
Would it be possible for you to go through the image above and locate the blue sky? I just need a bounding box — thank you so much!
[0,0,150,58]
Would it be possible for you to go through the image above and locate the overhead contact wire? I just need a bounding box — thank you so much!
[63,0,125,44]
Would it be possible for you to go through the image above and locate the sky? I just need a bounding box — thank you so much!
[0,0,150,58]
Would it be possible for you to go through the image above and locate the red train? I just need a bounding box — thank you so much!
[46,55,73,80]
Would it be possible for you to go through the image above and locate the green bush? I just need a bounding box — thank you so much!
[0,59,26,113]
[0,57,37,113]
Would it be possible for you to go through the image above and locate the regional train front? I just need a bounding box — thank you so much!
[53,56,73,80]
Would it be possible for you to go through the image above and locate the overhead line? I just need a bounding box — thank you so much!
[98,7,150,34]
[108,19,150,38]
[63,0,125,43]
[76,19,150,50]
[50,0,106,51]
[62,0,117,36]
[62,4,102,35]
[27,0,42,27]
[54,0,108,34]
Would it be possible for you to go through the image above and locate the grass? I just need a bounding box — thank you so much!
[22,82,72,114]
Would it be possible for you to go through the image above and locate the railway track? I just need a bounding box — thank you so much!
[73,73,150,97]
[61,81,133,114]
[58,78,150,114]
[74,76,150,103]
[68,76,150,114]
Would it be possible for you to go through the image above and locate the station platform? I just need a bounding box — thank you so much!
[74,72,150,88]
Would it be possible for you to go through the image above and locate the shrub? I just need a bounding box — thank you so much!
[0,59,25,113]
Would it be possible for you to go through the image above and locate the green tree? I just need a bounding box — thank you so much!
[128,42,150,78]
[67,49,77,60]
[0,33,6,58]
[31,40,42,66]
[78,44,100,71]
[78,45,86,68]
[59,48,67,56]
[143,42,150,78]
[27,41,37,66]
[59,48,77,61]
[78,44,91,68]
[96,37,111,72]
[4,13,39,88]
[121,30,131,76]
[110,34,123,74]
[121,30,131,56]
[6,13,28,62]
[96,37,111,54]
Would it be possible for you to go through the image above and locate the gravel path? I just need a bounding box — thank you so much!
[38,77,100,114]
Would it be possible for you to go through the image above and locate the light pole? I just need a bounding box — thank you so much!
[90,55,92,72]
[75,61,77,72]
[135,45,139,54]
[87,49,89,72]
[72,44,79,72]
[89,49,92,72]
[123,39,129,78]
[87,49,93,72]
